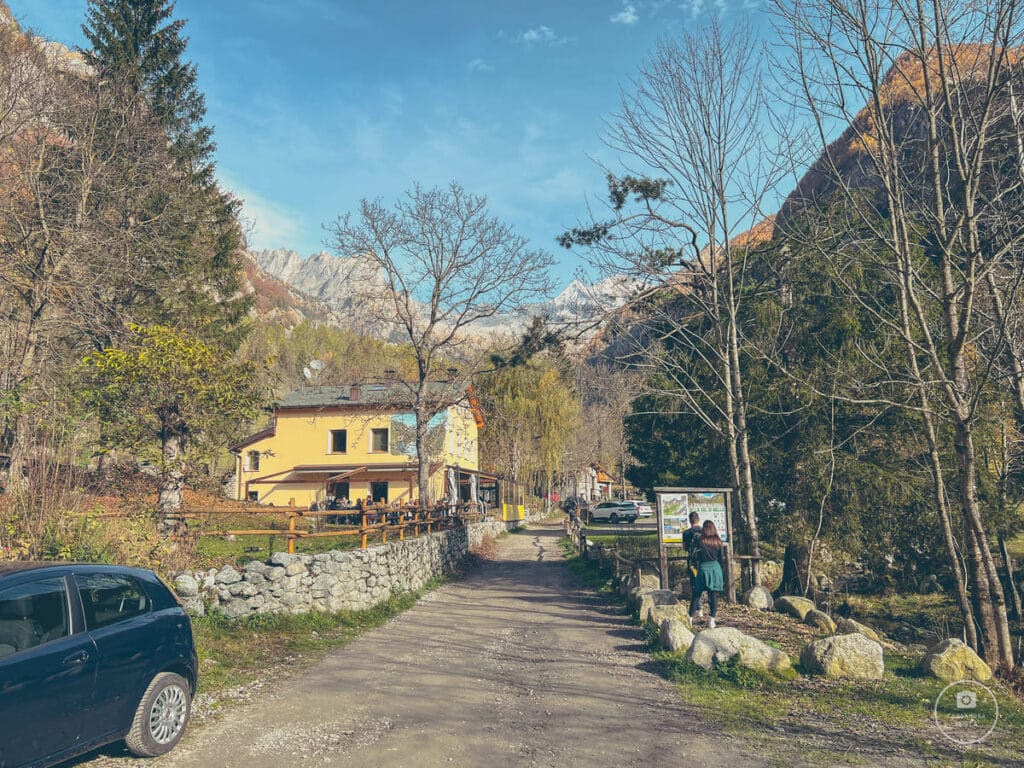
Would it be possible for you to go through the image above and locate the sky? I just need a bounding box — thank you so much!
[13,0,770,288]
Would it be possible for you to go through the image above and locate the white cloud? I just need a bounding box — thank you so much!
[516,25,570,47]
[468,58,493,73]
[222,175,305,250]
[610,4,639,24]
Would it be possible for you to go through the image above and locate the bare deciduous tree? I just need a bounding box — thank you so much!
[562,20,800,587]
[330,182,553,503]
[776,0,1024,666]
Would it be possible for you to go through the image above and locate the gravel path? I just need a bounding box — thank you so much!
[76,522,766,768]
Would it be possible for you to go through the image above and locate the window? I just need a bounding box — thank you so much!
[245,450,260,471]
[77,573,149,630]
[0,578,69,657]
[247,490,259,502]
[370,481,388,504]
[330,429,348,453]
[371,428,389,453]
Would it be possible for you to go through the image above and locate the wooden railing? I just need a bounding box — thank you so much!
[195,502,490,554]
[564,510,688,591]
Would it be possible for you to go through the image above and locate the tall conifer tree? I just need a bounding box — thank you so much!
[82,0,250,346]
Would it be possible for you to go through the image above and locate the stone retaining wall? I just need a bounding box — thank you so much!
[174,519,512,618]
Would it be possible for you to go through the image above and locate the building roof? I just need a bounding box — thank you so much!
[274,381,485,427]
[229,424,276,453]
[275,382,457,409]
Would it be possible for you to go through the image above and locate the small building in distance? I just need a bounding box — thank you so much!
[230,382,491,510]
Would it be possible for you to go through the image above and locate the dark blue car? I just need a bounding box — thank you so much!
[0,563,198,768]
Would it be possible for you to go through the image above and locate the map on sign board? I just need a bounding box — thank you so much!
[689,492,729,542]
[656,490,729,546]
[657,493,689,546]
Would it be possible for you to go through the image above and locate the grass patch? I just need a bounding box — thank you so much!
[192,579,441,701]
[564,539,1023,764]
[1008,533,1024,560]
[559,537,615,593]
[194,532,363,568]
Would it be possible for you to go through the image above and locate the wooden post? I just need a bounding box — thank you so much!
[655,493,670,590]
[288,514,296,555]
[725,543,736,603]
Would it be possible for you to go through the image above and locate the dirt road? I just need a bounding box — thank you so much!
[132,523,763,768]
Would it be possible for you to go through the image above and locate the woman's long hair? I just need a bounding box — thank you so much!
[701,520,723,549]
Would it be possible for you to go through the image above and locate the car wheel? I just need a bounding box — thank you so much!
[609,512,619,524]
[125,672,192,757]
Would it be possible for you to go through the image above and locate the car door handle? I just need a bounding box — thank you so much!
[63,650,91,666]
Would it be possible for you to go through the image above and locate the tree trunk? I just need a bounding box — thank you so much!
[158,429,186,535]
[777,543,809,598]
[414,399,431,506]
[954,421,1015,667]
[917,391,978,649]
[998,533,1022,622]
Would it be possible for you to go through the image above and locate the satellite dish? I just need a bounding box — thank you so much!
[309,359,325,371]
[302,367,312,380]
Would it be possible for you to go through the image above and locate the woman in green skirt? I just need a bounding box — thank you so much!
[689,520,725,628]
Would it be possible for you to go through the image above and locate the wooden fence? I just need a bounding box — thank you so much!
[564,511,693,594]
[81,502,490,554]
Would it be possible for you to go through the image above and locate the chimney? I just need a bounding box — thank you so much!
[349,385,361,402]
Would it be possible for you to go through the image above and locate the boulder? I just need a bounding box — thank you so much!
[835,617,882,643]
[648,604,691,627]
[804,609,837,634]
[685,627,794,677]
[174,574,199,597]
[776,595,817,621]
[215,565,242,586]
[919,638,993,682]
[742,585,774,611]
[660,618,696,653]
[801,633,884,679]
[637,573,661,592]
[181,595,205,617]
[638,590,678,623]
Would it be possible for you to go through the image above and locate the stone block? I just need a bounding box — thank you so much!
[835,617,882,643]
[660,618,695,653]
[742,585,774,611]
[801,633,884,680]
[686,627,793,677]
[776,595,816,621]
[804,609,837,634]
[920,638,993,682]
[215,565,242,585]
[638,590,677,623]
[174,574,199,597]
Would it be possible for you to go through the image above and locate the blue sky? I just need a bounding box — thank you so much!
[14,0,768,287]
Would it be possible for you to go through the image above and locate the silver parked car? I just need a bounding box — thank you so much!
[587,500,634,523]
[621,499,654,518]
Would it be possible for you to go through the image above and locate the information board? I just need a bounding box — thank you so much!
[655,489,730,546]
[656,493,690,546]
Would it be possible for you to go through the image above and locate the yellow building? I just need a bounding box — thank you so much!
[231,383,488,508]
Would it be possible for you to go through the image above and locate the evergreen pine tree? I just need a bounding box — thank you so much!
[82,0,251,346]
[83,0,211,177]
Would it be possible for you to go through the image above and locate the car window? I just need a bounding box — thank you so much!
[77,573,150,630]
[0,577,70,658]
